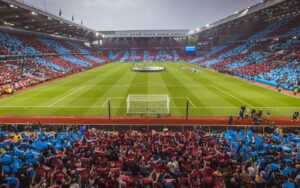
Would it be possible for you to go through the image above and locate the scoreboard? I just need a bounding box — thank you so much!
[185,46,197,54]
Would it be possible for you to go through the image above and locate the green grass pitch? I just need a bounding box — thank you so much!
[0,62,299,117]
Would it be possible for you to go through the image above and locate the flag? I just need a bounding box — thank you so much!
[250,151,257,157]
[0,154,13,165]
[283,159,293,163]
[269,163,281,171]
[81,20,83,25]
[13,159,22,174]
[21,133,30,141]
[282,146,292,152]
[247,129,253,139]
[254,136,263,149]
[14,147,24,157]
[257,150,266,155]
[80,125,87,134]
[231,141,239,153]
[5,177,18,184]
[65,141,72,149]
[72,15,74,21]
[55,141,62,150]
[59,9,62,16]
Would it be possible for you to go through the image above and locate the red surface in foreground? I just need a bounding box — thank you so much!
[0,116,299,126]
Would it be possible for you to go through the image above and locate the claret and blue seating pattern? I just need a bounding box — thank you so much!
[0,31,107,91]
[105,49,188,62]
[0,126,299,187]
[190,15,300,89]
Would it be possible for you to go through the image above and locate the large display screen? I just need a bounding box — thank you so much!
[185,46,196,54]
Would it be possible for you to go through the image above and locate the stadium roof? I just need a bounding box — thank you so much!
[101,30,189,38]
[0,0,102,41]
[190,0,300,36]
[0,0,298,42]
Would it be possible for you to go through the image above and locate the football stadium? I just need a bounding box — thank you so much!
[0,0,300,187]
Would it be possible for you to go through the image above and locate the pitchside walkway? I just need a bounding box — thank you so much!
[0,115,299,128]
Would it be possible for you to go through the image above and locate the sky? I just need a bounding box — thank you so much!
[24,0,261,31]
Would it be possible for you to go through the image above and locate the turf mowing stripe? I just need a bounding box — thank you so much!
[58,63,131,116]
[212,85,254,108]
[0,106,297,109]
[206,74,264,108]
[147,70,182,115]
[225,74,300,100]
[161,65,213,116]
[179,64,260,108]
[157,68,186,115]
[108,64,144,115]
[166,65,217,112]
[114,65,148,115]
[186,97,196,107]
[101,97,111,107]
[9,64,123,115]
[194,65,299,107]
[174,64,248,107]
[0,64,116,108]
[47,86,87,107]
[0,63,298,117]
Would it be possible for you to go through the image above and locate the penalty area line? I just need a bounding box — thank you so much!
[212,85,254,108]
[186,97,196,107]
[101,97,111,107]
[47,86,86,107]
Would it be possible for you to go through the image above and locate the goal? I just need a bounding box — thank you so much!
[126,94,170,115]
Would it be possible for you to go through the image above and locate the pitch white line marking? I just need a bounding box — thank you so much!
[234,78,300,100]
[0,106,297,109]
[101,97,111,107]
[47,86,86,107]
[186,97,196,107]
[212,85,254,108]
[104,97,190,99]
[84,83,206,87]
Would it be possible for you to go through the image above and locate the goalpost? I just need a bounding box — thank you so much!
[126,94,170,115]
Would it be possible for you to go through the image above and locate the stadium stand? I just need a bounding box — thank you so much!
[0,60,63,91]
[103,37,182,49]
[15,34,57,54]
[0,31,107,95]
[42,56,83,72]
[191,14,300,90]
[0,126,299,188]
[0,32,41,56]
[0,0,299,187]
[105,49,187,62]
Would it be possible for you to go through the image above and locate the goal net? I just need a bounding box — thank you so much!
[126,94,170,115]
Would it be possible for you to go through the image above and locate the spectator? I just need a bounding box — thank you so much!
[292,111,299,121]
[228,115,233,125]
[266,109,271,119]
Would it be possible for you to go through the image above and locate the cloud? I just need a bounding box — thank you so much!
[24,0,261,30]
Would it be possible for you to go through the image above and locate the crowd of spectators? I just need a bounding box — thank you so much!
[103,37,183,49]
[191,15,300,88]
[0,125,299,188]
[0,60,64,94]
[0,31,108,96]
[105,49,188,62]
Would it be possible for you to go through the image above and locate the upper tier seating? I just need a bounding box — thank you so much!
[0,31,108,94]
[0,32,41,55]
[190,15,300,86]
[105,49,186,62]
[103,37,183,49]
